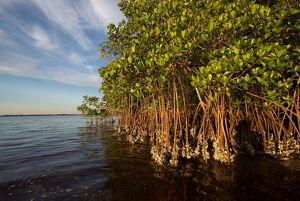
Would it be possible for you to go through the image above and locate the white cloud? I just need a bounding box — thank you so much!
[0,63,42,79]
[0,53,100,87]
[0,0,120,87]
[50,69,100,86]
[0,63,100,87]
[29,0,123,50]
[68,52,85,65]
[89,0,124,26]
[73,0,103,30]
[85,65,95,72]
[67,52,97,73]
[30,26,57,50]
[0,0,124,51]
[30,0,94,50]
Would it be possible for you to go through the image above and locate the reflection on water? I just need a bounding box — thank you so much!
[78,124,106,160]
[99,154,300,201]
[0,116,299,201]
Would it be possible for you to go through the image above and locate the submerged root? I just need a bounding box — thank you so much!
[116,87,299,165]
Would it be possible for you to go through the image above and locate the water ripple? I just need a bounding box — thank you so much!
[0,115,106,184]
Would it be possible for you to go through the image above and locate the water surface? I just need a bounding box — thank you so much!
[0,115,299,201]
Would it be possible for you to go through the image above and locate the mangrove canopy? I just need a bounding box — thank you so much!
[99,0,300,164]
[77,96,108,117]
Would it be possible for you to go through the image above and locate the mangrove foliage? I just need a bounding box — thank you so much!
[77,95,111,123]
[98,0,300,165]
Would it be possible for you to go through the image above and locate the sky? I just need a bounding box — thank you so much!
[0,0,123,115]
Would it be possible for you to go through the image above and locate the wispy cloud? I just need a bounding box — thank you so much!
[0,0,122,87]
[0,0,123,114]
[51,69,100,86]
[0,65,34,76]
[73,0,103,30]
[30,0,123,50]
[0,62,42,81]
[0,62,100,87]
[67,52,85,65]
[89,0,124,26]
[30,0,94,50]
[29,25,57,50]
[85,65,94,72]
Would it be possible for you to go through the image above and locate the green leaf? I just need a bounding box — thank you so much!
[109,69,115,76]
[209,19,214,31]
[230,10,236,17]
[128,56,132,63]
[169,31,176,38]
[155,27,161,36]
[160,75,166,84]
[259,7,265,16]
[250,4,258,15]
[131,46,135,53]
[233,47,240,55]
[181,30,186,38]
[181,16,186,23]
[242,53,251,61]
[226,87,231,97]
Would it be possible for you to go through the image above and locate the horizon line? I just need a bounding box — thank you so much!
[0,114,82,117]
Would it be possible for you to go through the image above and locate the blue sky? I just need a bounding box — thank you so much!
[0,0,123,115]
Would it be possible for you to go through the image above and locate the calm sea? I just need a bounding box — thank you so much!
[0,115,299,201]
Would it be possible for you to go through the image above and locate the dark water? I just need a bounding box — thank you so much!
[0,115,299,201]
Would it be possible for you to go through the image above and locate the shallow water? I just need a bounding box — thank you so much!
[0,115,299,201]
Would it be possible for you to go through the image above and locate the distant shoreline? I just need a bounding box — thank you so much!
[0,114,82,117]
